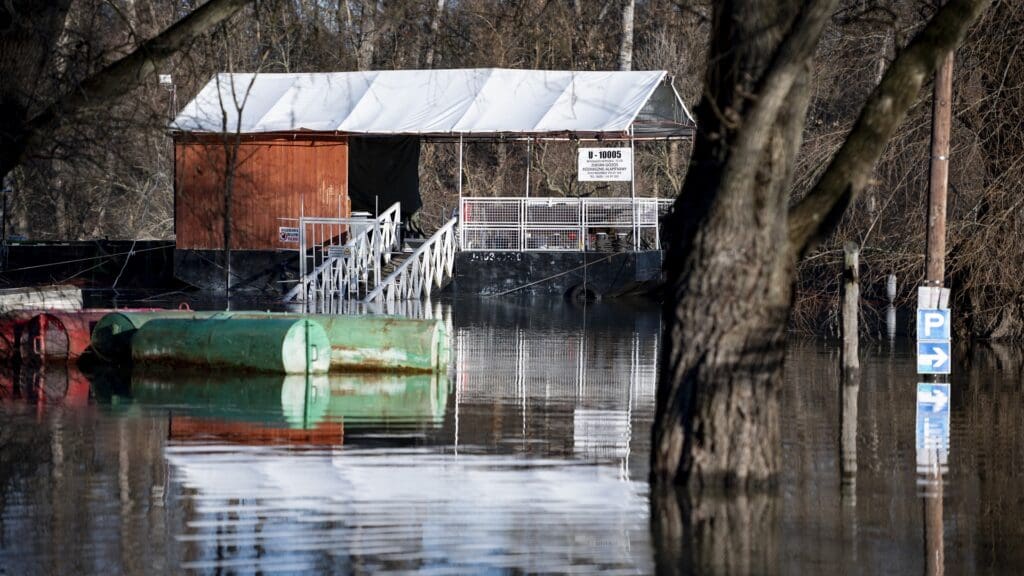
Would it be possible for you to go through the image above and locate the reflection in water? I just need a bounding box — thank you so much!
[840,370,859,505]
[131,370,449,439]
[917,382,951,576]
[167,448,649,573]
[0,362,91,407]
[2,301,1024,574]
[453,300,658,481]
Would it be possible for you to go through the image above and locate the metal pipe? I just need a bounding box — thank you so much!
[525,137,531,198]
[630,126,638,249]
[458,133,464,249]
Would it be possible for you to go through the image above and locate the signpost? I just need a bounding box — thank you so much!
[916,287,951,376]
[278,226,300,244]
[577,148,633,182]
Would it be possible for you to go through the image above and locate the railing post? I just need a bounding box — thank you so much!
[520,198,526,251]
[579,198,586,252]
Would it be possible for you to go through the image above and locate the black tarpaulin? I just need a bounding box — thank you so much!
[348,136,421,218]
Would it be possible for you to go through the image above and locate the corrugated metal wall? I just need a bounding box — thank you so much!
[174,135,349,250]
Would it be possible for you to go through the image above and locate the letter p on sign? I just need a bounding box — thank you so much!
[917,309,950,340]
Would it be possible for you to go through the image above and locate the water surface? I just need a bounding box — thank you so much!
[1,297,1022,574]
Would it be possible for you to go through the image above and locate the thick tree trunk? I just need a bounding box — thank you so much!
[651,0,990,490]
[652,0,819,489]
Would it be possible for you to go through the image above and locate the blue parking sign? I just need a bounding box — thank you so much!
[917,309,950,340]
[917,341,951,374]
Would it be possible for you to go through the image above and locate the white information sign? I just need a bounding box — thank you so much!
[278,226,300,244]
[577,148,632,182]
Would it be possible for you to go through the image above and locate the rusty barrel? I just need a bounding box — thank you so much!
[130,317,331,374]
[5,309,159,364]
[0,310,38,361]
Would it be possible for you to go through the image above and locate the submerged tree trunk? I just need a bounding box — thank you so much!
[651,0,989,490]
[652,0,824,489]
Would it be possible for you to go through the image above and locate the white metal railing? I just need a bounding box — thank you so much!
[458,197,673,252]
[284,202,401,310]
[364,217,458,304]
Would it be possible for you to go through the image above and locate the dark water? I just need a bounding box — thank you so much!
[1,298,1022,575]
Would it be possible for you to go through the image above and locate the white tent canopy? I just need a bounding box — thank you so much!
[172,68,694,140]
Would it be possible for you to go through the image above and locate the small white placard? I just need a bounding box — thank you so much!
[278,226,300,244]
[578,148,632,182]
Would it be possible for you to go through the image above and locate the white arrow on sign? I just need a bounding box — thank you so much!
[920,346,949,368]
[918,388,949,412]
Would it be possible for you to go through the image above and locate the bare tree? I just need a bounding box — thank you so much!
[619,0,635,71]
[423,0,446,68]
[0,0,251,185]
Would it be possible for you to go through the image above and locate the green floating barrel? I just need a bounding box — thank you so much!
[92,311,231,362]
[93,310,449,373]
[202,313,449,373]
[312,315,449,373]
[131,317,331,374]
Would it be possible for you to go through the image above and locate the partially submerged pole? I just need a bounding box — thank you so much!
[841,242,860,373]
[840,241,860,504]
[886,273,897,342]
[925,53,953,286]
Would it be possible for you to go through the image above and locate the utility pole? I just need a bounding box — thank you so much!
[922,55,953,573]
[925,52,953,285]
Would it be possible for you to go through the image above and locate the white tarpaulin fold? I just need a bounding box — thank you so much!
[172,68,693,138]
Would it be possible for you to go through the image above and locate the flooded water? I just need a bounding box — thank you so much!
[1,297,1022,574]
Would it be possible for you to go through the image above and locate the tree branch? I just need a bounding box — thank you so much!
[788,0,989,256]
[716,0,839,201]
[22,0,252,157]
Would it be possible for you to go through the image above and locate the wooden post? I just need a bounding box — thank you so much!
[840,372,858,503]
[886,273,897,342]
[925,53,953,286]
[842,241,860,372]
[840,241,860,502]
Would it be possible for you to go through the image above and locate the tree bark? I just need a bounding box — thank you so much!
[355,0,378,71]
[652,0,832,490]
[423,0,446,68]
[652,0,989,490]
[618,0,635,71]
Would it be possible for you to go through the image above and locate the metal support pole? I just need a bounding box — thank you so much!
[525,137,531,198]
[299,195,306,309]
[926,53,953,286]
[458,133,464,249]
[630,126,637,249]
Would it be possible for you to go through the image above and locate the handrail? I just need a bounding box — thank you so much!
[458,196,672,252]
[282,202,401,303]
[364,217,458,303]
